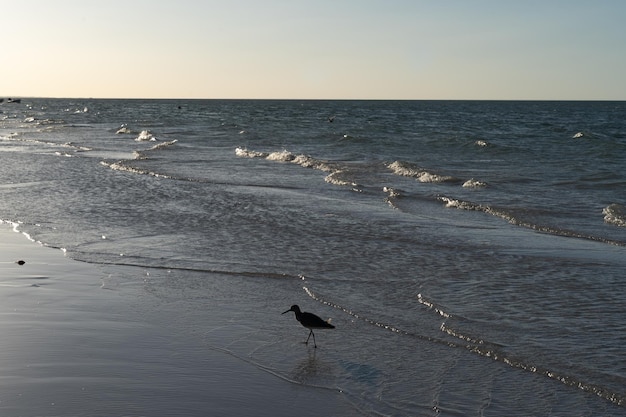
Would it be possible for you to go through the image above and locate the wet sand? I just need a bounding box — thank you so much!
[0,223,356,416]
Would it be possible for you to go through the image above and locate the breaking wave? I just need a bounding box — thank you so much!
[440,196,626,246]
[235,147,357,187]
[116,126,132,134]
[147,139,178,151]
[135,130,156,142]
[387,160,458,183]
[462,178,487,188]
[100,138,178,178]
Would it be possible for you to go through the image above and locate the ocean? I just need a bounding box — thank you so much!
[1,98,625,416]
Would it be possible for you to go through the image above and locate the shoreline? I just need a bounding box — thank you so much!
[0,223,356,417]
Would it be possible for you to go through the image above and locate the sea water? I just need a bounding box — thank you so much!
[1,99,625,416]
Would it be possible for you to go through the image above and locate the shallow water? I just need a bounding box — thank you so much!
[1,99,625,415]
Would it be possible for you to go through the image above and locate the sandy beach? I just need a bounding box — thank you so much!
[0,223,356,417]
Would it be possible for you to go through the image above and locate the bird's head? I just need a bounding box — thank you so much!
[282,305,301,315]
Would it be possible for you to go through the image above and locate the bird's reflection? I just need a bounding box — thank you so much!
[291,349,332,384]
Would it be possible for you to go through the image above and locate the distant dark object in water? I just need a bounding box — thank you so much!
[328,116,335,122]
[7,98,21,103]
[16,260,26,265]
[282,304,335,348]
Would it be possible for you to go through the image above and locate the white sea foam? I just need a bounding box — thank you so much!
[266,150,295,162]
[101,161,143,175]
[440,196,626,245]
[235,147,268,158]
[64,142,92,152]
[417,293,451,318]
[135,130,156,142]
[382,186,403,208]
[100,161,172,179]
[324,171,356,187]
[149,139,178,151]
[440,196,518,223]
[383,186,402,198]
[462,178,487,188]
[387,161,455,183]
[440,196,483,211]
[236,147,354,187]
[603,203,626,227]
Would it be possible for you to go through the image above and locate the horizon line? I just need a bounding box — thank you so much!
[2,96,625,102]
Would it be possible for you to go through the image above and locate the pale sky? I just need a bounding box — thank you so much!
[2,0,625,100]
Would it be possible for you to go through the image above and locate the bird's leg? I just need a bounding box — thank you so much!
[305,329,313,345]
[311,331,317,348]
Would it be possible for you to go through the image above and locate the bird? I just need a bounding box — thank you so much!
[282,305,335,348]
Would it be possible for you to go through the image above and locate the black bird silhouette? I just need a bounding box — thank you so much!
[282,305,335,348]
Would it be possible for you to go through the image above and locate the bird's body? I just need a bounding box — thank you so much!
[282,304,335,348]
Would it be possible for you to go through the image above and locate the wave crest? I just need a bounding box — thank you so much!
[236,147,356,187]
[235,147,268,158]
[266,150,295,162]
[324,171,356,187]
[463,178,487,188]
[148,139,178,151]
[440,196,626,246]
[387,161,456,183]
[135,130,156,142]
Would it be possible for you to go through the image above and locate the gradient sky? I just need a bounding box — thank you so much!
[2,0,625,99]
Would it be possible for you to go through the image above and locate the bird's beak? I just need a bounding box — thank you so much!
[282,309,291,315]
